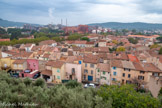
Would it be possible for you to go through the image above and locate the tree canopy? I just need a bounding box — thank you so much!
[116,46,126,52]
[159,47,162,55]
[0,70,160,108]
[128,38,138,44]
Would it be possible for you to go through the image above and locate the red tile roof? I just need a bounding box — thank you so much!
[128,54,139,62]
[0,39,10,42]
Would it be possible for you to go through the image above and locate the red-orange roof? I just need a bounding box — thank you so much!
[0,39,10,41]
[128,35,159,38]
[128,54,139,62]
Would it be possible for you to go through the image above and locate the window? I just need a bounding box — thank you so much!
[113,67,116,70]
[14,64,17,68]
[91,70,93,75]
[90,64,94,68]
[140,71,145,74]
[128,74,131,78]
[124,68,130,71]
[72,68,75,73]
[84,75,86,80]
[57,76,60,79]
[113,72,117,76]
[57,69,60,73]
[112,78,116,81]
[85,63,87,67]
[122,73,125,77]
[18,65,22,68]
[153,73,159,77]
[84,69,88,73]
[103,71,106,75]
[138,76,144,80]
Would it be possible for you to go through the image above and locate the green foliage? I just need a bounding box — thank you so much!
[150,44,160,49]
[52,36,64,42]
[7,28,22,40]
[80,37,90,41]
[0,71,160,108]
[33,78,46,88]
[0,27,6,34]
[0,36,49,46]
[157,36,162,43]
[128,38,138,44]
[98,85,160,108]
[116,46,125,52]
[24,77,32,86]
[65,80,82,88]
[159,47,162,55]
[68,33,83,40]
[109,47,116,53]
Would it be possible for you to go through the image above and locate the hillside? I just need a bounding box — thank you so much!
[88,22,162,30]
[0,18,41,27]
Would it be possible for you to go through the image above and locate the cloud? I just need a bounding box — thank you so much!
[0,0,162,25]
[48,8,55,22]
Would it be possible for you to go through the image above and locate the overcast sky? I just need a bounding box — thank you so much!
[0,0,162,26]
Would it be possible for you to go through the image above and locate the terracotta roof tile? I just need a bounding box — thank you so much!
[97,63,110,72]
[13,59,26,64]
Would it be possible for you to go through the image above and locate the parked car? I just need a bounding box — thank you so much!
[84,83,96,88]
[10,73,19,78]
[33,72,40,79]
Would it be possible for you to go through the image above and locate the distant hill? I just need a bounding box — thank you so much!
[88,22,162,30]
[0,18,41,27]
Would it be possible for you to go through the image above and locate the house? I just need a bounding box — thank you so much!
[65,56,82,82]
[11,59,27,73]
[61,48,68,56]
[120,61,136,84]
[39,40,57,47]
[42,53,51,61]
[82,54,99,82]
[86,42,95,47]
[24,44,35,52]
[74,41,87,47]
[1,51,14,58]
[98,40,107,47]
[52,61,65,83]
[111,60,123,84]
[106,43,115,48]
[41,61,54,82]
[147,76,162,98]
[96,63,111,85]
[27,59,39,71]
[0,57,11,70]
[38,60,47,72]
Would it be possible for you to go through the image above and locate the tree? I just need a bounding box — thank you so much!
[150,44,160,49]
[159,47,162,55]
[65,80,81,88]
[24,77,32,86]
[128,38,138,44]
[116,46,125,52]
[97,85,160,108]
[112,40,118,44]
[33,78,46,88]
[0,27,6,34]
[80,37,90,41]
[68,33,82,40]
[157,36,162,43]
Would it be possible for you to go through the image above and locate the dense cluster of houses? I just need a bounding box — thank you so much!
[0,34,162,97]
